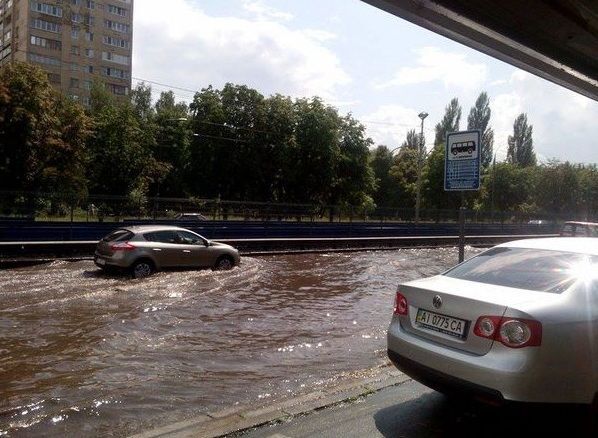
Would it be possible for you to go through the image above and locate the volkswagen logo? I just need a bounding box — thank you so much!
[433,295,442,309]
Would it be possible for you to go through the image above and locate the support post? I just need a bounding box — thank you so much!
[459,191,465,263]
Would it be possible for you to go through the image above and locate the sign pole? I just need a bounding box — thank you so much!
[459,191,465,263]
[443,130,481,265]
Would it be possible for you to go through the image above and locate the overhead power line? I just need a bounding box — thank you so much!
[13,49,435,135]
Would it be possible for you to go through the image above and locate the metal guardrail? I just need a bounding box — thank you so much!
[0,220,560,242]
[0,234,560,264]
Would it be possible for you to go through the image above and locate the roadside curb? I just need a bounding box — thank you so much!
[129,366,410,438]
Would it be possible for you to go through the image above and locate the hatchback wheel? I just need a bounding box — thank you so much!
[214,256,234,271]
[132,260,154,278]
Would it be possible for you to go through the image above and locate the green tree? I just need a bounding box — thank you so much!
[0,63,90,197]
[467,92,494,168]
[534,160,580,215]
[434,98,461,146]
[390,147,418,208]
[154,91,191,197]
[402,129,421,150]
[188,85,227,198]
[480,162,536,212]
[507,113,536,167]
[87,84,171,201]
[370,146,399,207]
[578,165,598,219]
[289,97,341,204]
[332,114,376,208]
[261,94,297,202]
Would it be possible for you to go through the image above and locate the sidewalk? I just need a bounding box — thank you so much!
[129,365,410,438]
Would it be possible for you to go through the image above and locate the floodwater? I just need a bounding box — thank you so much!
[0,247,481,437]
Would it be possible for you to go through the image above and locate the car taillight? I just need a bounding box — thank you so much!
[110,242,136,251]
[474,315,542,348]
[394,292,408,315]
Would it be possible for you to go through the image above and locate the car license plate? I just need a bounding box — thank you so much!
[415,308,467,338]
[96,258,106,266]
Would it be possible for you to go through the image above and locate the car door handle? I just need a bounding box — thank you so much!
[152,248,162,251]
[183,250,191,253]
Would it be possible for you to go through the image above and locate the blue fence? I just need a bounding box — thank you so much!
[0,219,559,242]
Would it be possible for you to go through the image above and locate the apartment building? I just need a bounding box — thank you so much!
[0,0,133,105]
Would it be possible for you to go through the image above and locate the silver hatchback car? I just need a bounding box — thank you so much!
[94,225,241,278]
[388,238,598,406]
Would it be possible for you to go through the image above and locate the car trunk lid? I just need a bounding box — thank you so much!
[398,275,540,355]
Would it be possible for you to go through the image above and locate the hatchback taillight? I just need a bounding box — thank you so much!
[110,242,136,251]
[474,315,542,348]
[394,292,408,315]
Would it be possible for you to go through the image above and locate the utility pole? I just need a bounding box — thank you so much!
[415,112,428,225]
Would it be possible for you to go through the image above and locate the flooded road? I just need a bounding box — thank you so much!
[0,247,481,436]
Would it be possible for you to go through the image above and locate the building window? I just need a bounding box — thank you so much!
[0,46,11,61]
[83,80,92,90]
[107,83,129,95]
[71,13,82,23]
[71,0,81,5]
[101,51,129,65]
[104,19,129,33]
[30,35,62,50]
[29,52,61,66]
[71,27,80,39]
[69,78,79,88]
[47,72,61,84]
[102,35,129,49]
[101,66,128,79]
[31,18,61,33]
[86,0,95,9]
[85,32,93,42]
[31,2,63,17]
[107,4,127,17]
[71,45,80,55]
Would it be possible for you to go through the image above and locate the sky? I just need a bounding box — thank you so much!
[132,0,598,164]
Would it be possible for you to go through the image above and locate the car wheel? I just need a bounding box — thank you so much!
[214,256,234,271]
[131,260,154,279]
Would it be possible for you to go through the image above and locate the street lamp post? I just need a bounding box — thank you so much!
[415,112,428,225]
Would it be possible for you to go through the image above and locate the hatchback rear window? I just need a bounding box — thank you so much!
[102,229,133,242]
[444,247,597,293]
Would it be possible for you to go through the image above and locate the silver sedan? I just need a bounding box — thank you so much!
[94,225,241,278]
[387,237,598,405]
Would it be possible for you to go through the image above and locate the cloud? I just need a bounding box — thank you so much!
[360,105,431,149]
[490,70,598,164]
[242,0,293,22]
[375,47,487,91]
[133,0,350,101]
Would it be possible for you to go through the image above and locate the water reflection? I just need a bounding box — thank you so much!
[0,247,480,436]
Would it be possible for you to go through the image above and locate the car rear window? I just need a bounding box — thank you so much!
[444,247,597,293]
[102,229,133,242]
